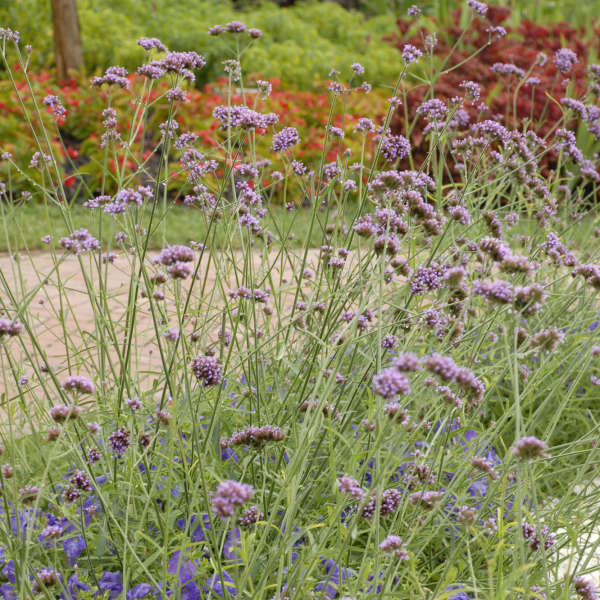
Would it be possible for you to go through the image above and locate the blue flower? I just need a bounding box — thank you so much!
[126,583,154,599]
[66,573,90,598]
[0,584,16,600]
[176,513,211,542]
[223,528,242,562]
[446,585,471,600]
[168,550,197,583]
[99,571,123,599]
[203,571,236,597]
[63,535,85,565]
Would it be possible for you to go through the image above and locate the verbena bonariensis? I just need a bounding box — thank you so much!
[0,4,599,598]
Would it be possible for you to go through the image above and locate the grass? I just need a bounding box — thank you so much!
[0,201,362,252]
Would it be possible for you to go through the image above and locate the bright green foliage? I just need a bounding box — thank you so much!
[0,0,401,88]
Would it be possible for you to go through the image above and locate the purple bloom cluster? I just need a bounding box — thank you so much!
[59,229,100,254]
[0,319,24,337]
[272,127,300,152]
[136,37,167,52]
[211,480,254,518]
[138,51,205,81]
[554,48,578,74]
[108,427,131,457]
[512,436,549,459]
[190,355,223,387]
[372,367,411,399]
[379,535,409,560]
[220,425,285,448]
[62,375,94,395]
[91,66,129,89]
[213,104,278,130]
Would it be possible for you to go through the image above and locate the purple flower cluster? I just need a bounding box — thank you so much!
[42,95,67,120]
[0,318,24,337]
[380,134,411,162]
[379,535,409,560]
[554,48,578,74]
[512,436,549,459]
[220,425,285,448]
[136,37,167,52]
[190,355,223,387]
[138,51,205,81]
[211,480,254,518]
[372,368,411,399]
[62,375,94,395]
[59,229,100,254]
[272,127,300,152]
[50,404,81,422]
[91,66,130,89]
[108,427,131,457]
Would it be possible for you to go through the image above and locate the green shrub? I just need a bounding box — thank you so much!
[0,0,401,88]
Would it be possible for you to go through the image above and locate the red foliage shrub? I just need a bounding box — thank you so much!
[386,8,599,171]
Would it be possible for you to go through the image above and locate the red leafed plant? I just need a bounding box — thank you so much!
[387,6,600,171]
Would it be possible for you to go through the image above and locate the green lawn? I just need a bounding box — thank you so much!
[0,201,362,252]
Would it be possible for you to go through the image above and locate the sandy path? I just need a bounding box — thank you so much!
[0,248,322,402]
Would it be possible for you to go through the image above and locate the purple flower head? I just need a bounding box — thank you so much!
[213,104,278,130]
[338,475,364,500]
[157,244,194,265]
[18,485,39,504]
[381,134,410,162]
[160,51,206,76]
[221,425,285,448]
[137,37,167,52]
[91,66,130,89]
[351,62,365,75]
[574,576,599,600]
[467,0,488,16]
[0,319,24,337]
[409,489,444,509]
[393,353,422,372]
[50,404,81,422]
[60,228,100,254]
[272,127,300,152]
[491,62,525,78]
[402,44,422,64]
[42,94,67,119]
[190,355,222,387]
[0,28,19,43]
[362,488,402,519]
[554,48,578,74]
[372,368,411,399]
[410,264,445,294]
[512,436,549,459]
[62,375,94,395]
[379,535,409,560]
[225,21,247,33]
[29,151,52,169]
[211,480,254,518]
[417,98,448,121]
[108,427,131,457]
[208,25,224,36]
[407,5,422,16]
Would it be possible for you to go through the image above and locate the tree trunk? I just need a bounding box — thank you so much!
[50,0,83,80]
